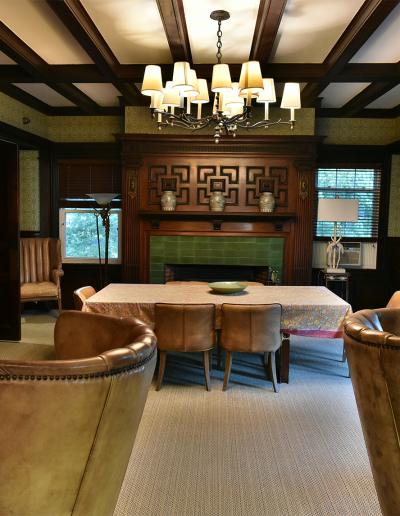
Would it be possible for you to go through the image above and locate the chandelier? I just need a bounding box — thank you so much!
[141,10,301,144]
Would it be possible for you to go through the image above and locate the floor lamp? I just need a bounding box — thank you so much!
[317,197,359,273]
[87,193,120,289]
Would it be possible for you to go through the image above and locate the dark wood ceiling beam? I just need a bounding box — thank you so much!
[302,0,400,107]
[51,83,102,115]
[156,0,191,62]
[250,0,288,63]
[0,83,53,115]
[46,0,146,105]
[340,81,400,117]
[0,22,49,80]
[336,63,399,82]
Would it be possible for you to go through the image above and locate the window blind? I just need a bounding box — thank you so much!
[314,167,381,238]
[58,160,122,208]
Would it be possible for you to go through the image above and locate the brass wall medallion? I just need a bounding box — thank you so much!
[128,170,138,199]
[299,174,308,199]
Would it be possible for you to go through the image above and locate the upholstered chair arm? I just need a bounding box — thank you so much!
[50,267,64,286]
[54,311,155,360]
[374,307,400,337]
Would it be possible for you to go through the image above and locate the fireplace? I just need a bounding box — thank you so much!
[164,263,270,284]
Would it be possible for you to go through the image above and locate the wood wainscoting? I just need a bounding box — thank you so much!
[115,134,325,286]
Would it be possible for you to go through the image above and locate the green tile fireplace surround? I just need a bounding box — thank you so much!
[150,236,284,284]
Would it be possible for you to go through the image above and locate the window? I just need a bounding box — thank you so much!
[315,167,381,238]
[59,208,121,264]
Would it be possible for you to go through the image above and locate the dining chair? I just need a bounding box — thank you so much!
[386,291,400,308]
[154,303,216,391]
[239,281,264,286]
[73,285,96,311]
[220,303,282,392]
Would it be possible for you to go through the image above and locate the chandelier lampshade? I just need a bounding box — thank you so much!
[172,62,193,92]
[142,10,301,143]
[211,64,233,92]
[141,65,163,96]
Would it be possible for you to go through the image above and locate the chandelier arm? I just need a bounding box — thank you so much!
[234,119,283,129]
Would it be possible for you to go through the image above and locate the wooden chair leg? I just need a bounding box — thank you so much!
[268,351,279,393]
[209,348,213,371]
[203,351,211,392]
[58,298,62,316]
[156,350,167,391]
[222,351,233,392]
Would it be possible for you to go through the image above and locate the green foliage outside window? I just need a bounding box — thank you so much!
[65,211,119,259]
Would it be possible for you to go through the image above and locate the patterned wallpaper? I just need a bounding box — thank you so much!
[315,117,396,145]
[125,106,315,135]
[0,93,48,139]
[20,150,40,232]
[48,116,124,142]
[388,155,400,237]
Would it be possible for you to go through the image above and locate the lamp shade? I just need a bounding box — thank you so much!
[226,82,244,106]
[172,62,193,92]
[187,69,200,97]
[141,65,163,96]
[87,193,120,206]
[239,61,264,93]
[191,79,209,104]
[257,78,276,103]
[281,83,301,109]
[317,198,359,222]
[163,81,180,107]
[211,64,232,92]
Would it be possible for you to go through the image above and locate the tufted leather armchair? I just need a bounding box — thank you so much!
[343,308,400,516]
[0,311,157,516]
[20,238,64,314]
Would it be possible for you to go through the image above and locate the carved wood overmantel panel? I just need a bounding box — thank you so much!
[115,134,325,285]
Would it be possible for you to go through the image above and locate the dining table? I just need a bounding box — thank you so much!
[83,283,352,383]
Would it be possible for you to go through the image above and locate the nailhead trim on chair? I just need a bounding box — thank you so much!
[344,328,400,350]
[0,351,156,381]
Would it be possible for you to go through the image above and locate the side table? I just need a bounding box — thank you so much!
[319,271,350,303]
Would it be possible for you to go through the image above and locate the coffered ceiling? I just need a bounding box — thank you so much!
[0,0,399,118]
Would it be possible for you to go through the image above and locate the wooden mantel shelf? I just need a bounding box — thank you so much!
[140,211,296,231]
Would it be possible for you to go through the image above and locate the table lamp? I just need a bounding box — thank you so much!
[87,193,120,289]
[317,197,359,273]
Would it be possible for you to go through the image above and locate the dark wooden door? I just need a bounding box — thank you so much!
[0,141,20,341]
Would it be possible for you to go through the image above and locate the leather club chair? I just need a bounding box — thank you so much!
[0,310,157,516]
[73,285,97,311]
[220,303,282,392]
[343,307,400,516]
[154,303,216,391]
[386,290,400,308]
[20,238,64,315]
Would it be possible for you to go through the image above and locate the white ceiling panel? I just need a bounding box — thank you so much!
[320,83,370,108]
[351,3,400,63]
[73,83,121,107]
[13,83,76,107]
[0,51,16,64]
[0,0,93,64]
[183,0,260,64]
[80,0,172,64]
[271,0,365,63]
[366,84,400,109]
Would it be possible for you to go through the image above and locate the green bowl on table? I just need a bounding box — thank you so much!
[208,282,248,295]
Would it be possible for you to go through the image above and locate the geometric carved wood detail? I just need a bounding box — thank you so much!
[148,164,190,205]
[197,165,239,206]
[246,166,289,207]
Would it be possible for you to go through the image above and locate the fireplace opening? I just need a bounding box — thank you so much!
[164,263,270,284]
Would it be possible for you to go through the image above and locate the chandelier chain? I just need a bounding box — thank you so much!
[216,20,222,63]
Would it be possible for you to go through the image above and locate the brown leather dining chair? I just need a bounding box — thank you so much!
[166,281,209,285]
[20,237,64,315]
[0,310,157,516]
[154,303,216,391]
[220,303,282,392]
[73,285,97,310]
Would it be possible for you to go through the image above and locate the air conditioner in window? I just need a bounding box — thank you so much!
[335,242,361,266]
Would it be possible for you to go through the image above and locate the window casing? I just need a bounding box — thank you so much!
[314,166,381,239]
[59,208,121,264]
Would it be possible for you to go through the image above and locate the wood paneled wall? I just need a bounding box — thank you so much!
[116,134,324,286]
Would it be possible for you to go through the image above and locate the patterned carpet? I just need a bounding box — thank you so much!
[0,310,382,516]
